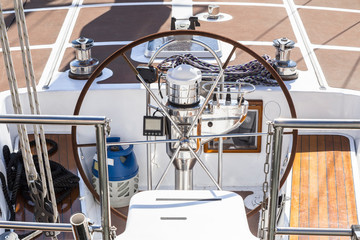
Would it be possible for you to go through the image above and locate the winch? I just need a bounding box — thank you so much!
[273,37,298,80]
[69,37,100,80]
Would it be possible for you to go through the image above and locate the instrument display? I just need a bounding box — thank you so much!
[143,116,165,136]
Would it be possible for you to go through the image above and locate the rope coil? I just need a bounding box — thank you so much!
[1,140,79,218]
[0,140,79,238]
[157,53,279,86]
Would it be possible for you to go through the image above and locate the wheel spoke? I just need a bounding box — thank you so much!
[185,46,237,137]
[223,46,236,69]
[187,145,222,190]
[122,54,183,135]
[155,145,182,190]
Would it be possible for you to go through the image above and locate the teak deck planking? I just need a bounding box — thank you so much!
[290,135,358,240]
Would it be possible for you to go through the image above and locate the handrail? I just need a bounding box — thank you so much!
[268,118,360,240]
[0,114,112,240]
[78,131,272,191]
[274,118,360,129]
[0,114,109,125]
[276,227,352,236]
[77,132,272,148]
[0,220,102,233]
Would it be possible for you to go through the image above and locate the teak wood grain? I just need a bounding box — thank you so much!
[290,135,357,240]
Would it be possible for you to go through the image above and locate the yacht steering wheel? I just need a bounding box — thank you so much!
[71,30,298,220]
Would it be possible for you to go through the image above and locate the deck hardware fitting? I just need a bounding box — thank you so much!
[69,37,101,80]
[273,37,298,80]
[70,213,92,240]
[196,5,232,22]
[352,225,360,240]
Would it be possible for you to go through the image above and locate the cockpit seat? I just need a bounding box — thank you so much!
[116,190,259,240]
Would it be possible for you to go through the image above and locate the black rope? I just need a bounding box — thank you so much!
[0,172,14,221]
[0,139,80,235]
[157,53,279,86]
[14,139,79,205]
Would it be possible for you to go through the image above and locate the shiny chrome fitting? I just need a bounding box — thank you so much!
[273,37,298,80]
[208,5,220,19]
[69,37,101,80]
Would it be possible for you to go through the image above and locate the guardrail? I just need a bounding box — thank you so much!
[268,118,360,240]
[0,114,110,240]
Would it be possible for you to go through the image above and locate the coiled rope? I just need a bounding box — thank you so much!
[0,140,79,222]
[157,53,279,86]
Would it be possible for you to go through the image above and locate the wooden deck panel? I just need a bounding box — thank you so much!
[289,137,301,240]
[318,135,329,229]
[299,135,309,240]
[290,135,358,240]
[309,135,318,240]
[342,137,358,226]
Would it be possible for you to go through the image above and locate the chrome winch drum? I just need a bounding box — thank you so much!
[166,64,202,106]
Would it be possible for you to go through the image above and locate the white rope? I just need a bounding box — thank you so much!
[0,3,59,237]
[0,2,37,184]
[13,0,58,223]
[13,0,47,199]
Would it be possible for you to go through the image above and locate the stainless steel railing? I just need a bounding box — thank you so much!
[0,220,102,233]
[78,131,271,191]
[268,118,360,240]
[0,114,111,240]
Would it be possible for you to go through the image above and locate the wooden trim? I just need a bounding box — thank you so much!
[204,100,263,153]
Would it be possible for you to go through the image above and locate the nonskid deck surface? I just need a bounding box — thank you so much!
[0,0,359,90]
[290,135,358,240]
